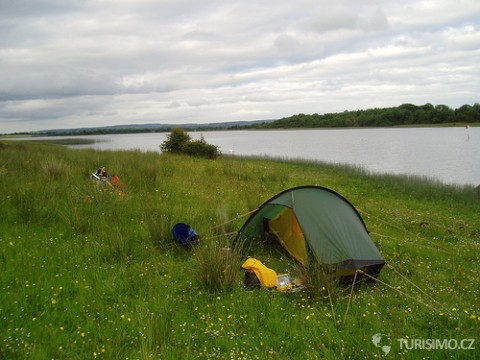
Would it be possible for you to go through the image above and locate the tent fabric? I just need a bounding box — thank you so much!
[269,207,308,265]
[236,186,385,277]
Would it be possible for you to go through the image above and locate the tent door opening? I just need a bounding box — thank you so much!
[267,207,308,266]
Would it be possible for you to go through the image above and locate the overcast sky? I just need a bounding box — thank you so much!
[1,0,479,133]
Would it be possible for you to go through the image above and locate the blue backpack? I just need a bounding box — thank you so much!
[172,223,199,246]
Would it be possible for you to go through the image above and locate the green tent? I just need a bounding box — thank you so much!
[235,186,384,278]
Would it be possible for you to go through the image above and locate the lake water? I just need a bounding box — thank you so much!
[12,127,480,186]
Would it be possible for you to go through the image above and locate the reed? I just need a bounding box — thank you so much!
[195,241,240,292]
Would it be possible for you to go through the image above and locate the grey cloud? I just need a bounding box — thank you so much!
[0,65,122,101]
[166,101,181,109]
[1,0,479,133]
[0,0,81,18]
[186,99,211,107]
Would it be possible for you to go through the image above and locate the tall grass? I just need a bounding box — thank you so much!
[196,241,240,292]
[0,141,479,359]
[144,199,176,251]
[40,156,71,180]
[296,261,339,303]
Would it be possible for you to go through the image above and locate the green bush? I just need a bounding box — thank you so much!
[161,129,220,159]
[181,136,220,159]
[160,128,191,153]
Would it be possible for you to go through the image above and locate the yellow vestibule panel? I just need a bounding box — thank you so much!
[269,208,308,265]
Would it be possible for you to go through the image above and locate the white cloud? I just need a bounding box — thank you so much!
[0,0,479,133]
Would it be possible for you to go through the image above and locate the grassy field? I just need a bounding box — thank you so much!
[0,141,478,359]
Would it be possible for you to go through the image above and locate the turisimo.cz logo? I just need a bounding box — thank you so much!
[372,334,475,356]
[371,333,391,356]
[397,338,476,351]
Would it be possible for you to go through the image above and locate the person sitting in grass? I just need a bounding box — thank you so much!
[96,167,109,178]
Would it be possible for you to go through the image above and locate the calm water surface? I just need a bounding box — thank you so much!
[13,127,480,186]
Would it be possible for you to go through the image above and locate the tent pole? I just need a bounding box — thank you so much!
[208,208,259,231]
[343,270,359,324]
[327,286,337,325]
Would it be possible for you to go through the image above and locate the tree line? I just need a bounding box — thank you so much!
[9,102,479,137]
[252,103,480,129]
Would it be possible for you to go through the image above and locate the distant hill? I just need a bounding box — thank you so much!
[9,102,480,137]
[36,119,276,136]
